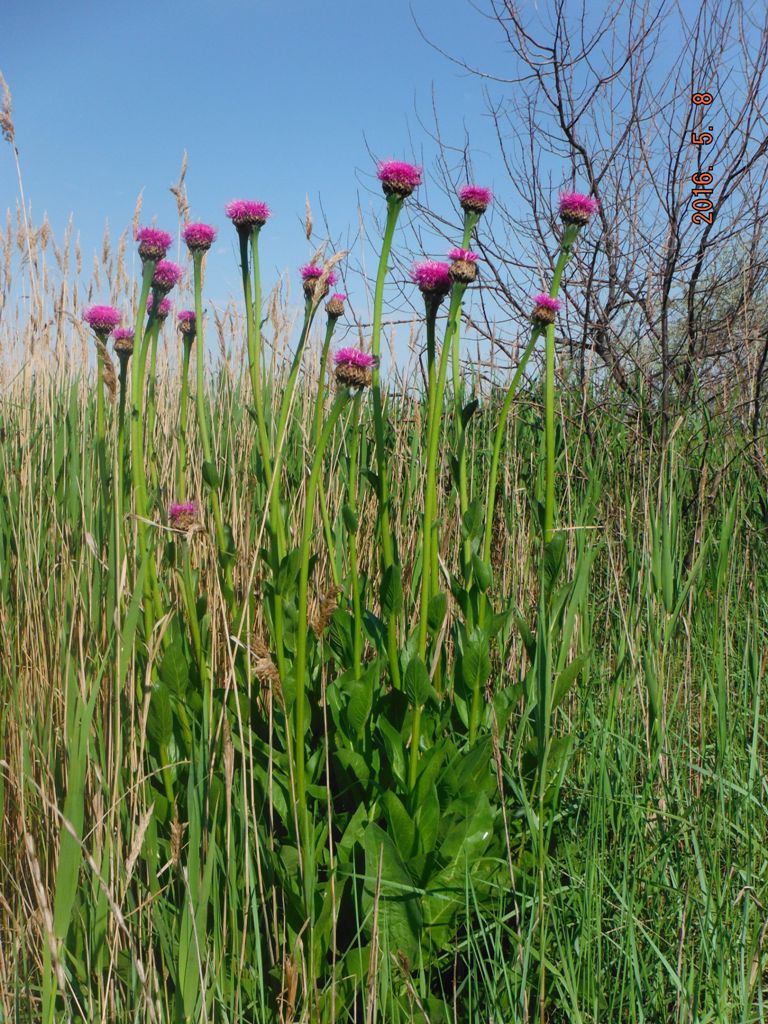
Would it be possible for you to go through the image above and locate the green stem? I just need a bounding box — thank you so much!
[453,214,478,582]
[146,320,161,496]
[130,263,163,638]
[240,226,273,487]
[347,393,363,680]
[314,317,341,586]
[410,283,466,788]
[371,197,403,689]
[116,352,129,611]
[176,336,193,502]
[192,251,233,600]
[294,390,350,905]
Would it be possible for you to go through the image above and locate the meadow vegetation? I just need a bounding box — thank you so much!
[0,153,766,1024]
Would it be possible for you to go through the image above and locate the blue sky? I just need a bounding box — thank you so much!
[1,0,510,323]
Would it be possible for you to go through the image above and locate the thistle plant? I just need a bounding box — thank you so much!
[82,304,121,494]
[144,293,171,493]
[370,158,422,688]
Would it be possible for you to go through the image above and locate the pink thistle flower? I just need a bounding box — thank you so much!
[147,293,172,320]
[411,260,452,297]
[448,248,479,285]
[448,247,478,263]
[168,501,198,530]
[531,294,562,326]
[152,260,183,294]
[376,159,422,199]
[458,185,493,215]
[182,222,217,252]
[136,226,173,262]
[177,310,196,336]
[326,293,347,319]
[300,264,338,300]
[558,191,599,226]
[83,305,121,337]
[334,347,377,389]
[112,326,134,356]
[225,199,271,229]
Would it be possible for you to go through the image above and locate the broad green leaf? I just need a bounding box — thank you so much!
[405,656,431,708]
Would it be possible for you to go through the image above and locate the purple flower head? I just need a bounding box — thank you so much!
[83,305,121,336]
[559,191,599,226]
[448,248,479,263]
[411,260,452,296]
[136,227,173,262]
[169,501,198,530]
[376,159,422,199]
[225,199,271,229]
[300,263,338,299]
[335,347,376,368]
[152,260,183,294]
[448,248,479,285]
[334,347,377,389]
[326,293,347,318]
[147,293,172,320]
[532,294,561,312]
[177,309,196,336]
[531,293,562,326]
[112,326,134,356]
[458,185,493,215]
[182,222,217,252]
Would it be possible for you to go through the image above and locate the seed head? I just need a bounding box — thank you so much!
[225,199,271,230]
[334,347,377,389]
[530,293,562,326]
[182,222,217,252]
[458,184,493,215]
[152,260,183,295]
[83,305,121,337]
[112,326,134,357]
[325,293,347,319]
[376,159,422,199]
[559,192,598,226]
[177,310,196,337]
[136,226,172,262]
[411,260,452,297]
[448,247,479,285]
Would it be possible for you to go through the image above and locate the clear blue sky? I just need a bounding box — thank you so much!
[1,0,511,324]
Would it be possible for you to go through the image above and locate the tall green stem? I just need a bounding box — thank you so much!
[410,283,465,788]
[371,197,403,689]
[347,393,363,680]
[176,336,193,501]
[192,250,232,600]
[130,263,163,636]
[145,320,161,496]
[240,226,273,487]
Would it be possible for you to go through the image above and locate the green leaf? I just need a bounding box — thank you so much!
[380,564,403,617]
[347,679,373,736]
[461,398,479,428]
[158,639,190,696]
[462,636,491,690]
[471,554,493,592]
[334,749,371,786]
[342,503,359,533]
[202,460,220,488]
[405,656,431,708]
[362,823,422,960]
[382,791,416,860]
[461,499,483,541]
[416,784,441,855]
[427,592,448,633]
[553,653,589,709]
[147,685,173,747]
[543,531,566,597]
